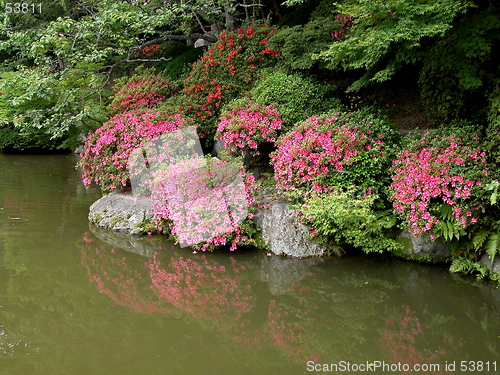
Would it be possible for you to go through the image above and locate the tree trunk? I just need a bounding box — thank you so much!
[225,5,237,31]
[272,0,282,20]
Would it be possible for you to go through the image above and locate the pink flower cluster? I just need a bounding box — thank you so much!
[390,134,487,236]
[331,14,353,41]
[151,157,258,251]
[215,100,282,157]
[78,111,188,192]
[271,114,386,192]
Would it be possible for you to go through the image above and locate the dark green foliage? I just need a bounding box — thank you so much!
[277,0,325,27]
[0,64,106,150]
[419,10,500,124]
[0,123,70,150]
[155,43,204,80]
[483,81,500,165]
[268,17,336,70]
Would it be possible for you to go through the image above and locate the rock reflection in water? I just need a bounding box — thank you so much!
[81,232,170,315]
[89,224,160,257]
[254,255,325,295]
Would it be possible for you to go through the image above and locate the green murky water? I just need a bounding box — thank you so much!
[1,153,500,375]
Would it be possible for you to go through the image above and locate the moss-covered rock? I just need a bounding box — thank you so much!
[393,230,451,262]
[88,190,156,234]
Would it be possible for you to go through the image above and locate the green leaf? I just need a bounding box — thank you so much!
[440,204,455,221]
[472,230,491,250]
[447,221,454,241]
[440,220,448,240]
[486,233,499,264]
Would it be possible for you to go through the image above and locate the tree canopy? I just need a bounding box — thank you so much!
[2,0,500,149]
[0,0,274,148]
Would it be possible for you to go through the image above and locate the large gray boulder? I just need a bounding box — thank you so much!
[88,190,155,235]
[212,139,227,159]
[253,203,327,258]
[194,38,212,48]
[395,230,451,260]
[481,253,500,276]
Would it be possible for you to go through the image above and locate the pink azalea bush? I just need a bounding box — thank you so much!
[390,130,490,238]
[151,156,259,251]
[106,69,172,119]
[78,111,189,192]
[271,111,399,194]
[215,99,282,157]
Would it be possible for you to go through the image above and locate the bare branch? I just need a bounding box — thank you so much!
[191,8,209,34]
[153,30,218,43]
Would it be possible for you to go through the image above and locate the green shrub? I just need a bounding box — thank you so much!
[268,18,337,70]
[249,70,341,128]
[294,187,401,254]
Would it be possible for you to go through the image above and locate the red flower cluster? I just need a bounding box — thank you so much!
[181,24,280,137]
[133,44,167,58]
[107,74,171,119]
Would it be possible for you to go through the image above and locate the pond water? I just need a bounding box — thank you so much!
[1,153,500,375]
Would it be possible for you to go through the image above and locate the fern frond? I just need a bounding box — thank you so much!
[486,233,499,263]
[473,230,491,250]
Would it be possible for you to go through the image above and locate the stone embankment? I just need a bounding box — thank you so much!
[89,190,454,262]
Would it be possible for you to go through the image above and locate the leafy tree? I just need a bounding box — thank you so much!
[0,0,273,149]
[311,0,473,92]
[419,9,500,123]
